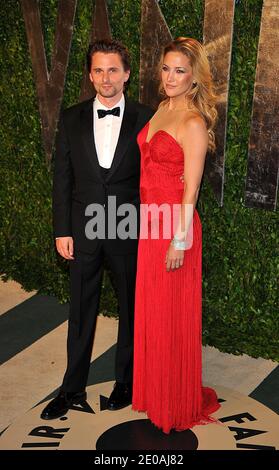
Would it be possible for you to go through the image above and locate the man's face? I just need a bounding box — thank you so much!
[89,52,130,100]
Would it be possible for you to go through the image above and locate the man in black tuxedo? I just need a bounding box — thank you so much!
[41,39,153,420]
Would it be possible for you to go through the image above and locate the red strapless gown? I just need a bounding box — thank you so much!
[132,122,220,434]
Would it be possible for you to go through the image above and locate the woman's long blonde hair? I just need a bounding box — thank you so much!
[159,37,217,152]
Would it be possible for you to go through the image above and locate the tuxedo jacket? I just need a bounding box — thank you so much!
[52,97,154,254]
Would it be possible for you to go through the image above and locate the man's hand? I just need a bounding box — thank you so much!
[56,237,74,260]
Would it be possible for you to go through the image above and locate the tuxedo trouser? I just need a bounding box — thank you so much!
[61,243,138,392]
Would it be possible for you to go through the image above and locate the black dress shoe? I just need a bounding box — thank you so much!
[107,382,132,411]
[40,391,87,420]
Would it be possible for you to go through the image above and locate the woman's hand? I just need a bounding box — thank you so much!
[165,243,184,272]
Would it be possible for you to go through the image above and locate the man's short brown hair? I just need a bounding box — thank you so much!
[87,39,131,72]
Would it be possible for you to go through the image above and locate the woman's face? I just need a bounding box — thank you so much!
[161,51,194,99]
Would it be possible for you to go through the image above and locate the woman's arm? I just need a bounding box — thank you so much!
[175,115,208,240]
[165,115,208,271]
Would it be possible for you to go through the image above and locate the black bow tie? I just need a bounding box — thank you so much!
[97,107,120,119]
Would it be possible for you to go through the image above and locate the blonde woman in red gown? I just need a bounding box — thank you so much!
[132,38,220,434]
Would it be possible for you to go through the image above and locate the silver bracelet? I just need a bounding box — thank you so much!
[171,235,186,250]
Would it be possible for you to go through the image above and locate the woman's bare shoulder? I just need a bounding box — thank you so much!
[183,111,205,128]
[178,112,208,144]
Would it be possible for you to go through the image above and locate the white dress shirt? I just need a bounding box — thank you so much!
[93,94,125,169]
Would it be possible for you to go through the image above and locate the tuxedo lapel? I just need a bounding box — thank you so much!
[107,99,139,180]
[80,98,102,181]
